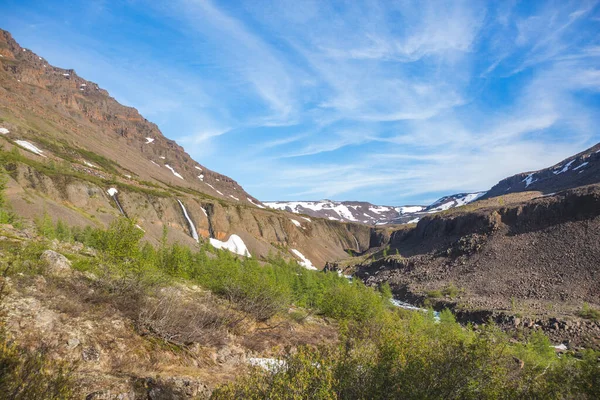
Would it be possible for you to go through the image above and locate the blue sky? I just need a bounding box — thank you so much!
[2,0,600,205]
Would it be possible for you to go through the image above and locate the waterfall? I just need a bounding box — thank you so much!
[107,188,127,217]
[352,234,360,252]
[177,199,199,242]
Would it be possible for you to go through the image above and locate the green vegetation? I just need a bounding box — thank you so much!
[30,217,391,323]
[0,332,76,399]
[214,314,600,399]
[0,167,17,225]
[0,145,170,198]
[427,282,462,299]
[578,303,600,321]
[23,217,597,399]
[0,157,597,398]
[0,265,76,398]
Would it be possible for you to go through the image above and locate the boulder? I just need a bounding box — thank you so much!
[40,250,72,277]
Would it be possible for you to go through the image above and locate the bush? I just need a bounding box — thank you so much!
[578,303,600,321]
[213,312,600,399]
[0,335,76,399]
[137,292,234,346]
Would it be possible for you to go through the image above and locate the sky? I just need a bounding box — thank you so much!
[1,0,600,205]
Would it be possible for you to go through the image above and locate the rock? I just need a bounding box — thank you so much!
[67,337,80,349]
[40,250,72,277]
[82,346,100,362]
[143,377,211,400]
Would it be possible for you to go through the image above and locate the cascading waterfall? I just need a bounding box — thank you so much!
[107,188,127,217]
[352,234,360,252]
[177,199,199,242]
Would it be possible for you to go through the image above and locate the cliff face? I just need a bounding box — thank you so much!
[350,184,600,347]
[0,29,380,267]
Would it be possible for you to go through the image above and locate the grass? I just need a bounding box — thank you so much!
[578,303,600,321]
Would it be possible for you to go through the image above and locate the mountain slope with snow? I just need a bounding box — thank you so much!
[483,143,600,199]
[265,193,486,225]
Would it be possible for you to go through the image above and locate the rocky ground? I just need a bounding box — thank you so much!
[342,185,600,349]
[0,223,338,399]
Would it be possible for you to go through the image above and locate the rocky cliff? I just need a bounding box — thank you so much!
[0,29,379,267]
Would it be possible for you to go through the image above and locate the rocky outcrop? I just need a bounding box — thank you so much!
[40,250,72,277]
[353,184,600,347]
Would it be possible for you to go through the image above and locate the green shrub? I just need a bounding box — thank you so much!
[578,303,600,321]
[0,333,76,399]
[213,312,600,399]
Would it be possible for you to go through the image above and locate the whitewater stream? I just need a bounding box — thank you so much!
[177,199,199,242]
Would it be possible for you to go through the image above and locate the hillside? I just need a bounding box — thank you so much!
[0,29,376,268]
[483,143,600,199]
[339,183,600,348]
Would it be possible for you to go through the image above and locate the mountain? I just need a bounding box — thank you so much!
[483,143,600,199]
[264,200,404,224]
[267,142,600,227]
[264,192,486,225]
[0,29,374,268]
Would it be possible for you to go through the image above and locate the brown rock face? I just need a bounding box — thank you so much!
[0,28,382,268]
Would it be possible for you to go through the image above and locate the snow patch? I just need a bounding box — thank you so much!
[522,173,538,188]
[406,217,420,224]
[165,164,184,180]
[396,205,426,214]
[145,137,154,144]
[264,201,358,221]
[206,183,223,195]
[247,198,266,209]
[200,207,208,216]
[84,161,96,168]
[150,160,160,167]
[15,140,46,157]
[159,156,166,159]
[229,195,239,201]
[573,162,588,171]
[0,128,9,135]
[291,249,317,270]
[300,216,311,222]
[198,174,204,181]
[107,188,118,196]
[247,357,286,372]
[553,160,576,175]
[290,219,302,228]
[210,234,251,257]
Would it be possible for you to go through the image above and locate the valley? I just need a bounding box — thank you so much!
[0,26,599,398]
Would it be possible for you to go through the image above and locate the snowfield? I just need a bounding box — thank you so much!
[265,201,359,221]
[210,234,251,257]
[396,205,426,214]
[15,140,46,157]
